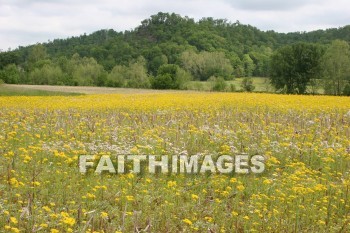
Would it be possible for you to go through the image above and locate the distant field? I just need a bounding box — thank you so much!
[1,77,325,95]
[229,77,273,92]
[0,84,82,96]
[0,84,193,95]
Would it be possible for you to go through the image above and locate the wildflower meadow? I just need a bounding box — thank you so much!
[1,93,350,232]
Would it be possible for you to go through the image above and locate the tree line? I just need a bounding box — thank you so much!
[0,12,349,95]
[270,40,350,95]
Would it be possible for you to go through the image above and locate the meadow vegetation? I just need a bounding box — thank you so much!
[1,93,349,232]
[0,85,81,96]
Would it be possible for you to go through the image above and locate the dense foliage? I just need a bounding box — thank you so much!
[0,12,350,94]
[270,43,325,94]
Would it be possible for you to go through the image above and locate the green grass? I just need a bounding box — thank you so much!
[186,77,273,92]
[0,85,83,96]
[186,77,325,94]
[228,77,273,92]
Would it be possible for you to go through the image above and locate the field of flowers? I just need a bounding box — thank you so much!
[1,93,350,232]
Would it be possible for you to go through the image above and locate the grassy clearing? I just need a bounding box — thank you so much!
[187,77,325,94]
[228,77,273,92]
[1,93,350,232]
[3,77,325,95]
[186,77,273,92]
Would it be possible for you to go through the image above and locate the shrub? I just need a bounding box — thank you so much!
[210,76,227,92]
[241,77,255,92]
[151,64,191,89]
[151,74,173,89]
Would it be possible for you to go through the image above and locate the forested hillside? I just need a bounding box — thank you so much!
[1,12,350,94]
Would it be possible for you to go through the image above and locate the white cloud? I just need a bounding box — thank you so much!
[0,0,349,51]
[224,0,326,11]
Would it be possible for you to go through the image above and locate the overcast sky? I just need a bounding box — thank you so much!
[0,0,349,51]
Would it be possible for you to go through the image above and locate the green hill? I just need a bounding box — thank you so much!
[0,12,349,91]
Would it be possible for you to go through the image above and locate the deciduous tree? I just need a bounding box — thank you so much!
[270,43,324,94]
[321,40,350,95]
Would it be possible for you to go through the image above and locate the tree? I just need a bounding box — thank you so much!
[343,83,350,96]
[0,51,20,69]
[0,64,20,84]
[180,50,233,81]
[242,54,255,77]
[71,56,106,86]
[143,46,168,75]
[249,46,272,77]
[210,76,227,91]
[125,57,151,88]
[151,73,173,89]
[148,55,168,75]
[151,64,191,89]
[27,44,48,71]
[106,57,151,88]
[29,63,64,85]
[179,50,200,78]
[228,52,244,77]
[106,65,126,87]
[321,40,350,95]
[270,43,324,94]
[175,67,192,89]
[202,52,233,80]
